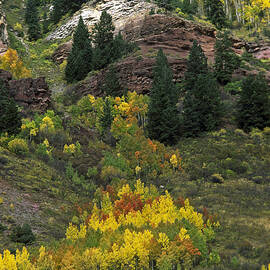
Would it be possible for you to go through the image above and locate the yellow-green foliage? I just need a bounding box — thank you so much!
[8,138,29,156]
[21,110,63,140]
[14,23,23,32]
[262,264,270,270]
[74,92,182,181]
[0,48,31,79]
[63,142,82,157]
[40,43,58,59]
[0,180,220,269]
[0,133,11,148]
[59,60,67,72]
[0,248,33,269]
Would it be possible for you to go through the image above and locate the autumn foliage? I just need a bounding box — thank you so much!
[0,48,31,79]
[0,181,220,269]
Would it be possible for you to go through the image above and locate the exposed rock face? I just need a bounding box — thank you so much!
[46,0,156,41]
[233,67,270,83]
[67,14,219,98]
[51,40,72,64]
[60,13,270,99]
[245,42,270,60]
[123,14,218,60]
[0,69,51,113]
[69,55,186,101]
[0,1,8,54]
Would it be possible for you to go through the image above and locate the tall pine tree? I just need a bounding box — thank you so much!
[25,0,41,41]
[51,0,87,24]
[147,49,180,145]
[92,11,115,70]
[184,40,208,93]
[100,98,114,136]
[51,0,64,24]
[102,65,123,97]
[182,42,222,137]
[92,11,114,50]
[181,72,223,137]
[65,16,92,83]
[0,81,21,135]
[204,0,226,29]
[214,31,241,84]
[236,74,270,132]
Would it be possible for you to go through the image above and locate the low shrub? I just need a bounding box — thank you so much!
[10,223,35,244]
[8,138,29,156]
[0,223,7,233]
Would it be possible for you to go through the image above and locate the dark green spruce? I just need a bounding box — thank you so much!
[102,65,123,97]
[65,16,92,83]
[147,49,180,145]
[181,72,223,137]
[181,42,222,137]
[236,74,270,132]
[214,31,241,84]
[100,98,114,136]
[204,0,226,29]
[25,0,41,41]
[92,11,115,70]
[0,81,21,135]
[92,10,114,50]
[184,40,208,93]
[51,0,87,24]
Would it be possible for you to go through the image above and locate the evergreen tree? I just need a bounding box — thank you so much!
[184,40,208,93]
[147,49,180,145]
[181,72,223,137]
[0,81,21,135]
[51,0,65,24]
[92,11,115,50]
[42,11,50,34]
[25,0,35,24]
[102,65,122,97]
[25,0,41,41]
[65,16,92,83]
[51,0,87,24]
[155,0,173,10]
[109,32,137,62]
[214,31,241,84]
[236,74,270,132]
[204,0,226,29]
[178,0,198,15]
[92,11,115,70]
[100,98,114,136]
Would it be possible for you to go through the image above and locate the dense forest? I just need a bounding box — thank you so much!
[1,0,270,269]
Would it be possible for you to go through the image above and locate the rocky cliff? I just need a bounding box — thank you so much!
[50,4,270,99]
[0,70,51,114]
[47,0,156,41]
[64,14,236,99]
[0,0,8,54]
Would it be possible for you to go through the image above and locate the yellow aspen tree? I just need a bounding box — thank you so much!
[0,48,31,79]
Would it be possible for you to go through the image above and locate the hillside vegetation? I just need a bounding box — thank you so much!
[1,0,270,269]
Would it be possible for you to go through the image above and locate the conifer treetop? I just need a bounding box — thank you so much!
[147,49,180,145]
[92,10,115,50]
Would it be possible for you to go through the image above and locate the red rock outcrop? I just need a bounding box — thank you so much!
[59,14,270,99]
[64,14,219,98]
[68,56,186,100]
[245,42,270,60]
[51,41,72,64]
[0,69,51,113]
